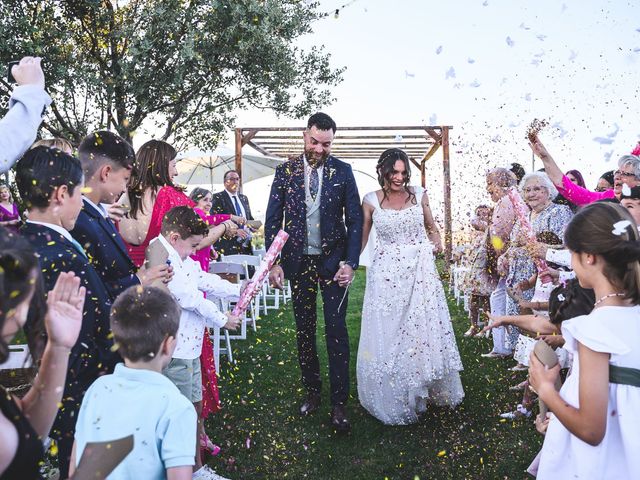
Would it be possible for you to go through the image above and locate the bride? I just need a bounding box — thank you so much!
[357,148,464,425]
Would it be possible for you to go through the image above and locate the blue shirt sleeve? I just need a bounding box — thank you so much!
[158,399,197,469]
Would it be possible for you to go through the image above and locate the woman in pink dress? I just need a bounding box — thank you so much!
[529,135,640,206]
[0,185,20,235]
[189,187,244,271]
[118,140,195,266]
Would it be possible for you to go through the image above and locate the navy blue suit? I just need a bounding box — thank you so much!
[21,222,120,478]
[265,155,363,405]
[71,199,139,298]
[210,190,254,257]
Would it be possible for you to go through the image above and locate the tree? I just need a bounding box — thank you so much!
[0,0,343,147]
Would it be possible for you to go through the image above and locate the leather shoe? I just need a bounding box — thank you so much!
[330,404,351,432]
[299,393,321,416]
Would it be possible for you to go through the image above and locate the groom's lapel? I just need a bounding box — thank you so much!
[320,156,336,213]
[290,155,305,207]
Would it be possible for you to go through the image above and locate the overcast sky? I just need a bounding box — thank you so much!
[151,0,640,230]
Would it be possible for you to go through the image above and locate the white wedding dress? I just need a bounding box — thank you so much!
[356,188,464,425]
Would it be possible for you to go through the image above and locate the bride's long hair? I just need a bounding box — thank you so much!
[376,148,416,206]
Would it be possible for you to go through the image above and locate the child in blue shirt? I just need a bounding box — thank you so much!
[70,286,196,480]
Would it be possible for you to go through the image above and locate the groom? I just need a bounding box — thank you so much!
[266,112,363,431]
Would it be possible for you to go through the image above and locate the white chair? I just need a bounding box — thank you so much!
[209,262,247,367]
[221,254,264,326]
[251,248,291,305]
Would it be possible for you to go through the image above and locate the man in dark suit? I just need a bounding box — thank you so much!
[210,169,254,256]
[16,146,121,479]
[71,131,170,298]
[265,113,363,431]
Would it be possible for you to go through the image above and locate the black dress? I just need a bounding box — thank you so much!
[0,387,44,480]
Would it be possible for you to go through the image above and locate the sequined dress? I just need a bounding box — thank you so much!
[356,188,464,425]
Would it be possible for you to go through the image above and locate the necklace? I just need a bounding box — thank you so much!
[594,292,625,307]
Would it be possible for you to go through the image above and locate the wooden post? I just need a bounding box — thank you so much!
[441,127,452,273]
[234,128,243,191]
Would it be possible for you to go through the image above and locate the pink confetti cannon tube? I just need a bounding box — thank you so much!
[232,230,289,316]
[506,187,551,283]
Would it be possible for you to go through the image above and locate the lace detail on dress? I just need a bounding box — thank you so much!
[357,188,464,425]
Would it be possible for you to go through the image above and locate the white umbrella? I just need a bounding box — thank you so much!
[174,146,285,189]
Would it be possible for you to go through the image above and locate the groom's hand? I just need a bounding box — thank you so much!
[333,264,354,288]
[269,265,285,290]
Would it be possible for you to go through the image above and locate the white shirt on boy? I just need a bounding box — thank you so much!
[156,234,240,360]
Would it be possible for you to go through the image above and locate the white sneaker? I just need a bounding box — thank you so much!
[499,404,532,420]
[192,465,230,480]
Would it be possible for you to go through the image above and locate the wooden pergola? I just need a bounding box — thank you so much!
[234,125,454,269]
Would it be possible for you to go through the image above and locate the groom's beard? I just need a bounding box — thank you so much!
[305,149,329,167]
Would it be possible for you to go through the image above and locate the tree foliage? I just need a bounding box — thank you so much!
[0,0,343,147]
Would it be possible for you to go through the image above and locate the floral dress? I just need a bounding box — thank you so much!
[503,202,572,348]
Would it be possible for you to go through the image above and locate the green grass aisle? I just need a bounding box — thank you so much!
[206,267,542,479]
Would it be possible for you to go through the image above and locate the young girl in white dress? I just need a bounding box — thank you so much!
[529,202,640,479]
[356,148,464,425]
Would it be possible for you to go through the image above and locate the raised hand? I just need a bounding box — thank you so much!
[45,272,86,350]
[11,56,45,88]
[528,135,552,160]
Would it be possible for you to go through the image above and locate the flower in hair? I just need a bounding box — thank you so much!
[557,293,565,302]
[622,183,632,197]
[612,220,632,236]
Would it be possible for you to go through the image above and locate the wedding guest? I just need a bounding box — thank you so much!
[16,146,120,478]
[118,139,194,267]
[500,173,572,352]
[595,170,614,192]
[188,187,240,458]
[0,56,52,174]
[461,204,494,337]
[510,162,526,183]
[0,184,21,234]
[211,170,255,257]
[189,187,241,271]
[620,185,640,226]
[529,202,640,479]
[565,169,585,188]
[484,279,595,422]
[530,134,640,204]
[71,131,171,298]
[71,286,196,480]
[32,137,74,154]
[156,206,241,479]
[0,230,83,479]
[481,168,517,358]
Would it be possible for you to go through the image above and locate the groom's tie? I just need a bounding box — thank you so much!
[309,166,319,201]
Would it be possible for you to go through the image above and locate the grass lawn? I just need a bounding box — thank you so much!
[206,266,542,479]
